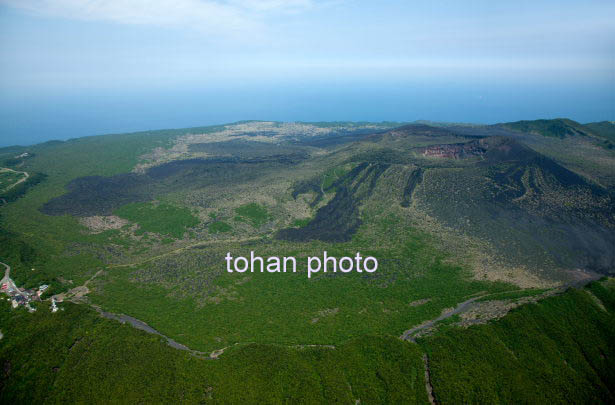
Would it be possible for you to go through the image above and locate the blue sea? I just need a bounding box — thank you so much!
[1,80,613,147]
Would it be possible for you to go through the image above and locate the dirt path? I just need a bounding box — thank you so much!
[0,261,26,299]
[0,167,29,191]
[91,304,218,358]
[108,236,263,269]
[400,296,485,341]
[91,304,336,360]
[0,261,10,281]
[400,273,602,342]
[52,269,104,302]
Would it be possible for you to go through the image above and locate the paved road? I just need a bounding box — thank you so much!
[400,296,484,341]
[91,304,338,360]
[0,261,27,298]
[1,261,12,287]
[400,273,603,342]
[1,261,9,281]
[91,305,212,358]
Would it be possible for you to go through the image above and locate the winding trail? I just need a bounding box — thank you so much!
[0,167,29,191]
[52,269,104,302]
[77,273,602,361]
[400,273,602,342]
[1,261,9,281]
[400,296,485,342]
[401,275,600,405]
[91,305,335,360]
[0,261,26,298]
[108,236,262,269]
[90,305,216,358]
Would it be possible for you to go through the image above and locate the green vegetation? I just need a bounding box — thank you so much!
[476,288,549,302]
[0,171,23,190]
[500,118,594,138]
[0,120,614,403]
[2,280,613,403]
[90,214,515,353]
[0,220,63,296]
[321,164,354,192]
[1,152,35,168]
[0,301,217,404]
[208,221,232,234]
[292,218,311,228]
[0,172,46,204]
[234,203,270,227]
[0,301,428,404]
[586,121,615,150]
[586,121,615,143]
[114,202,199,238]
[420,280,615,404]
[207,337,428,404]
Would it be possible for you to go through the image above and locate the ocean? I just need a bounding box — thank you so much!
[1,80,612,147]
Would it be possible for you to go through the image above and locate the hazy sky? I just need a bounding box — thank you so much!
[0,0,614,145]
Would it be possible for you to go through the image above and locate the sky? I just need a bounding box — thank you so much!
[0,0,614,146]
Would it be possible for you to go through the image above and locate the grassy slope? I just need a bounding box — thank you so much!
[499,118,596,139]
[499,118,615,156]
[0,301,428,404]
[0,128,196,289]
[234,202,270,227]
[586,121,615,143]
[0,121,517,353]
[421,279,615,404]
[2,281,613,403]
[586,121,615,150]
[91,212,515,352]
[1,121,614,403]
[114,202,199,238]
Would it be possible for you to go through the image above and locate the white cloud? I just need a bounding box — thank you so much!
[0,0,324,35]
[228,0,314,12]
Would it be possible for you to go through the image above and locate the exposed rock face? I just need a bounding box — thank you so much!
[422,140,487,159]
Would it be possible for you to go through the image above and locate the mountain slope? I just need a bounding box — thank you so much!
[586,121,615,149]
[1,119,614,404]
[496,118,597,139]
